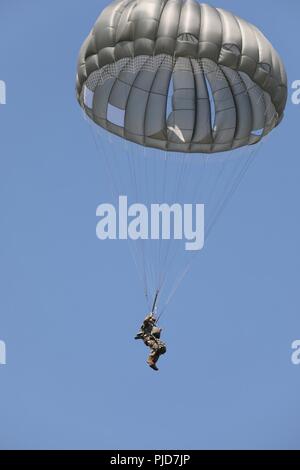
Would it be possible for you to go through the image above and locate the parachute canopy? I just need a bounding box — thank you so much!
[76,0,287,153]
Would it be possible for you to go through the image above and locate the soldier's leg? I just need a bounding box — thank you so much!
[146,342,160,370]
[158,341,167,355]
[147,353,159,370]
[148,341,166,369]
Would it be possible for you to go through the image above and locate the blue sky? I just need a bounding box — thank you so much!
[0,0,300,450]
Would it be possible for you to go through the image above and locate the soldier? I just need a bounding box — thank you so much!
[134,313,156,339]
[135,313,167,371]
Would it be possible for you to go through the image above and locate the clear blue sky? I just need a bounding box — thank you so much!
[0,0,300,450]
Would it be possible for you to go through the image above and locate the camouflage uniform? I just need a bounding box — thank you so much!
[135,313,167,371]
[135,313,156,338]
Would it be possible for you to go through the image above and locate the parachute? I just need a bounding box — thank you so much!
[76,0,287,316]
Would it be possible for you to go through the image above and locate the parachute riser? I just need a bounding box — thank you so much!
[151,290,159,315]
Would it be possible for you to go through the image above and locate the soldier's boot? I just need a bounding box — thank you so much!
[147,356,159,371]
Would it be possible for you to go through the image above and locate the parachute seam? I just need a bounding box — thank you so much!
[121,55,151,140]
[216,66,239,148]
[233,15,244,70]
[215,7,224,64]
[105,57,133,133]
[114,0,135,43]
[174,0,184,58]
[188,57,197,151]
[228,68,253,146]
[211,65,236,151]
[142,55,168,147]
[238,72,260,145]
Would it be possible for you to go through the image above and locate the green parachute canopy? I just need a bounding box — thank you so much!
[76,0,287,153]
